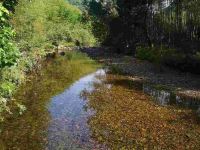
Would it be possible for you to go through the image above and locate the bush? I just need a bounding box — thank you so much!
[136,46,200,73]
[0,96,11,121]
[136,46,160,63]
[136,46,179,64]
[12,0,96,53]
[0,4,20,68]
[0,82,16,98]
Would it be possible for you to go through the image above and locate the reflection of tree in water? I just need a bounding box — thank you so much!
[0,53,99,149]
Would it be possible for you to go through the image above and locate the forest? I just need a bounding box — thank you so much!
[0,0,200,149]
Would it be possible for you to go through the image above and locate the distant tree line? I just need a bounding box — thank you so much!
[93,0,200,53]
[85,0,200,73]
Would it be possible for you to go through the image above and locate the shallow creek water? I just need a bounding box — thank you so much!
[143,84,200,110]
[0,57,200,149]
[47,69,107,149]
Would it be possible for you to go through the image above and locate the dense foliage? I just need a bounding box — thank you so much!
[0,0,98,120]
[91,0,200,72]
[0,3,19,68]
[12,0,96,51]
[0,3,20,120]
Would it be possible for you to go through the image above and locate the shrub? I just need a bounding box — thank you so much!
[1,65,25,85]
[0,81,16,98]
[136,46,160,63]
[136,46,179,65]
[0,4,20,68]
[12,0,96,53]
[0,96,11,121]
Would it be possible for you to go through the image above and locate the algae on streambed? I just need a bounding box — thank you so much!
[0,51,100,150]
[0,51,200,149]
[85,73,200,149]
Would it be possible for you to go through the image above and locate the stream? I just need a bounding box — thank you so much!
[0,53,200,149]
[47,69,106,149]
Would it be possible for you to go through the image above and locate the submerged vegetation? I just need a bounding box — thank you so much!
[86,73,200,149]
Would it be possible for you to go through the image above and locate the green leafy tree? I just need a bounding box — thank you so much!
[12,0,96,51]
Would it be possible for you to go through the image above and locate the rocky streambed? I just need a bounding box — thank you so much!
[80,47,200,102]
[0,50,200,149]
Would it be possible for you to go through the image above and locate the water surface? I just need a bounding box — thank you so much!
[143,83,200,110]
[47,69,107,149]
[0,53,102,150]
[0,54,200,149]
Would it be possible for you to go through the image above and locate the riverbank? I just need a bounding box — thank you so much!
[0,49,47,121]
[0,47,83,121]
[80,47,200,100]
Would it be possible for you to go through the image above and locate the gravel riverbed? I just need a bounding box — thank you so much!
[81,47,200,99]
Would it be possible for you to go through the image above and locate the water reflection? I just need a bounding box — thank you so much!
[144,86,171,105]
[31,67,200,149]
[85,71,200,149]
[143,84,200,112]
[1,65,199,149]
[0,54,101,150]
[47,69,107,149]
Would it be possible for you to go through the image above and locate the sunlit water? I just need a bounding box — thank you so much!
[47,69,107,149]
[1,64,200,149]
